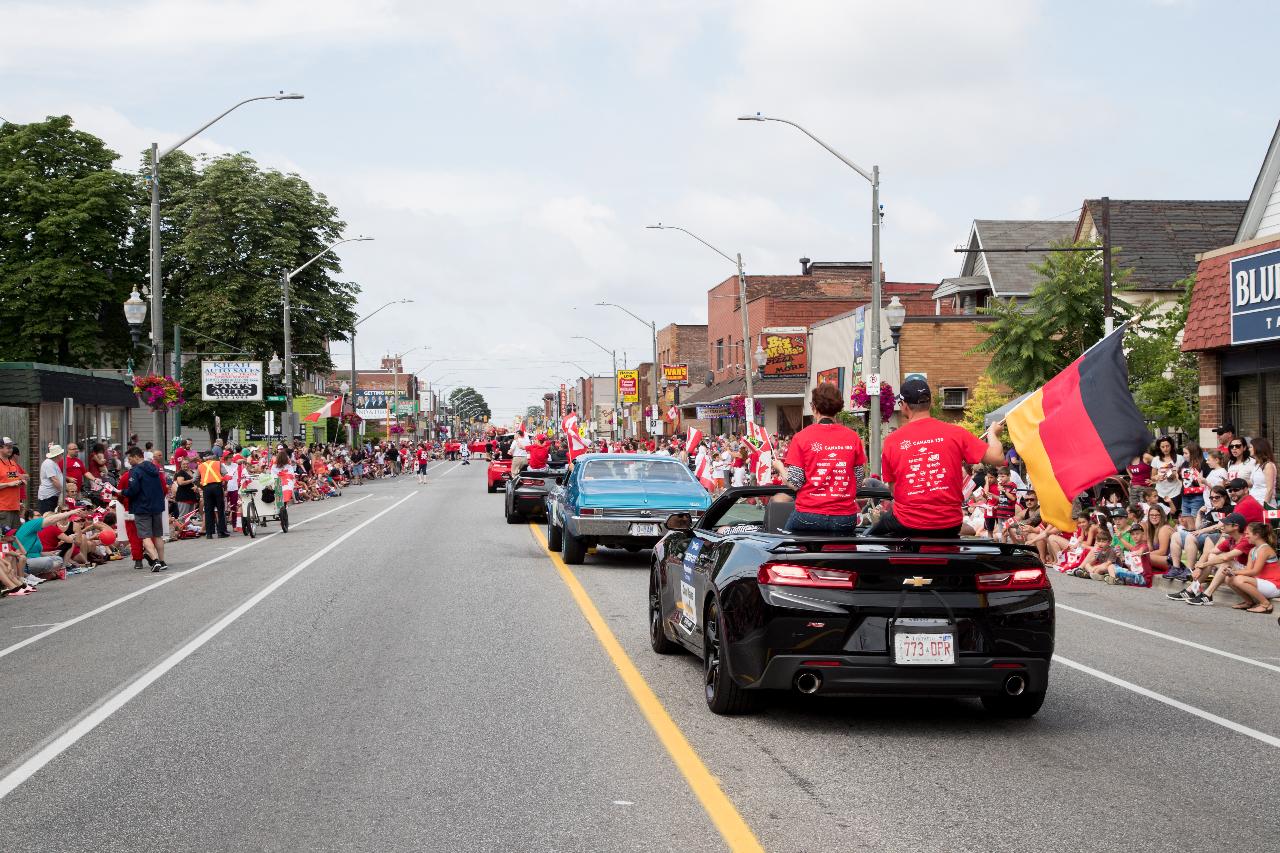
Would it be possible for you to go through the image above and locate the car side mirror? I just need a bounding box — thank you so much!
[665,512,693,531]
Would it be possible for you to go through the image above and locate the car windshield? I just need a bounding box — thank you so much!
[710,494,784,532]
[580,459,694,483]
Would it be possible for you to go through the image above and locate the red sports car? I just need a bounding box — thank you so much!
[485,433,516,493]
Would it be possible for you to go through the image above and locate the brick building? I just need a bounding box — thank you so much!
[656,323,708,437]
[682,259,873,436]
[1183,118,1280,449]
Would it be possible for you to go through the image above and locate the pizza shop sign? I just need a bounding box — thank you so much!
[1231,247,1280,345]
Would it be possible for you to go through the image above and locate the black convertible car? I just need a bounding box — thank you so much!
[650,485,1054,716]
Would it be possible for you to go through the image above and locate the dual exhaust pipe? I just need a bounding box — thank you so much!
[794,671,1026,697]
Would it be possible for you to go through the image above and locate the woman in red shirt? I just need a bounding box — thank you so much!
[778,383,867,534]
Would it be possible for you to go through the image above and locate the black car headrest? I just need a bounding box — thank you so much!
[764,497,793,533]
[860,477,891,501]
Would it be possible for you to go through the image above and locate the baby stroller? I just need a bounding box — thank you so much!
[174,505,204,540]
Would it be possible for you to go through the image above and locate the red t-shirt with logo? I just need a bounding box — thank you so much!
[881,417,990,529]
[57,456,86,487]
[783,422,867,515]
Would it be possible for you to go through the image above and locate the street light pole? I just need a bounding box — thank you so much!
[595,302,662,436]
[646,224,755,425]
[348,298,413,436]
[571,337,618,439]
[148,92,303,450]
[738,114,883,471]
[281,235,373,439]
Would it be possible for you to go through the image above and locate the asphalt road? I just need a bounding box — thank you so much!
[2,459,1278,853]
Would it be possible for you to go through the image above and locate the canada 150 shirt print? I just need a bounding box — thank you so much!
[784,423,866,515]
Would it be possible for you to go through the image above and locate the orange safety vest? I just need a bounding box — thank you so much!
[199,460,224,487]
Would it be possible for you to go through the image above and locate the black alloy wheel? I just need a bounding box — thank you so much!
[649,566,678,655]
[546,518,563,552]
[243,503,259,539]
[279,504,289,533]
[703,599,759,715]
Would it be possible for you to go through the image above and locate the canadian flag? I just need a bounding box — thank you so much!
[562,413,590,461]
[693,447,716,491]
[304,396,343,422]
[685,427,703,457]
[1265,506,1280,522]
[746,421,773,453]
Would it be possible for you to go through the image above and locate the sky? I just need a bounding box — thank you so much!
[4,0,1278,419]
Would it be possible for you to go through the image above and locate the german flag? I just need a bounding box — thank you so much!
[1006,327,1150,533]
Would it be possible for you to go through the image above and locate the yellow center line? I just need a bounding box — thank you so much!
[529,523,764,853]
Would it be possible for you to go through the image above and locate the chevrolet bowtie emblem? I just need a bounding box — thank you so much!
[903,576,933,587]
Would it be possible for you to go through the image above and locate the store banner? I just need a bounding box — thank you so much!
[201,361,263,402]
[1231,247,1280,345]
[853,307,865,375]
[759,329,808,376]
[617,369,639,404]
[695,402,734,419]
[354,389,408,420]
[662,363,690,386]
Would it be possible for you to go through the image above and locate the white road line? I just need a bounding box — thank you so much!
[0,489,419,801]
[1054,655,1280,749]
[1056,603,1280,676]
[0,494,372,662]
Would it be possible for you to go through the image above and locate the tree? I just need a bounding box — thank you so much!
[972,239,1136,393]
[958,374,1012,437]
[145,153,360,432]
[449,386,491,422]
[0,116,138,367]
[1126,276,1198,437]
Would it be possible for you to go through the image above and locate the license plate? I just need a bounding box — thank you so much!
[629,523,660,536]
[893,632,955,665]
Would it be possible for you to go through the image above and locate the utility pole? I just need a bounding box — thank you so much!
[1102,196,1113,337]
[866,167,883,474]
[737,253,754,425]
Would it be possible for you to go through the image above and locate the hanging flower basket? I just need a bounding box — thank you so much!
[729,395,747,418]
[340,412,362,426]
[132,374,185,412]
[851,380,896,422]
[388,423,405,435]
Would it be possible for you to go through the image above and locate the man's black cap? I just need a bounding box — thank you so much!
[898,377,931,405]
[1214,424,1236,434]
[1226,478,1249,491]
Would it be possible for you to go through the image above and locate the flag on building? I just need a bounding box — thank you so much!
[1006,326,1151,533]
[303,396,343,422]
[685,427,703,456]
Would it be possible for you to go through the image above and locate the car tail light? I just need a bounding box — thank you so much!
[758,563,857,589]
[889,556,948,565]
[975,567,1049,591]
[522,478,545,487]
[580,507,602,516]
[820,543,858,552]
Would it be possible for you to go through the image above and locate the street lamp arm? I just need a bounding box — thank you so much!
[288,236,374,281]
[160,93,303,160]
[356,297,412,327]
[739,114,872,183]
[646,224,737,267]
[596,302,652,329]
[570,336,613,359]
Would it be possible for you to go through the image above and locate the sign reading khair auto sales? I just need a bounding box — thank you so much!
[1231,247,1280,345]
[201,361,263,402]
[662,363,690,386]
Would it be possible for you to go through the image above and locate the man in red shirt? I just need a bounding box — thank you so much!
[527,434,550,470]
[872,378,1007,537]
[779,383,868,533]
[1225,478,1264,525]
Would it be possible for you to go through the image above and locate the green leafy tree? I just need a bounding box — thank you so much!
[145,153,359,431]
[958,374,1012,437]
[0,116,138,366]
[449,386,491,422]
[973,239,1137,392]
[1126,276,1198,436]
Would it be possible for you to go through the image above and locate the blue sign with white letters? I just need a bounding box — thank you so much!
[1231,248,1280,345]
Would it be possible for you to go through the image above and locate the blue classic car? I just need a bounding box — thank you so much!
[545,453,712,564]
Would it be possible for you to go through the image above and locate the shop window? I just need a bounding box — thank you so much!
[941,387,967,409]
[1225,373,1262,443]
[716,339,724,370]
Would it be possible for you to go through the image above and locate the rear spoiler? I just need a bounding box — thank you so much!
[767,537,1038,557]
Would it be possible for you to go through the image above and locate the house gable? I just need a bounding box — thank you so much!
[1237,119,1280,243]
